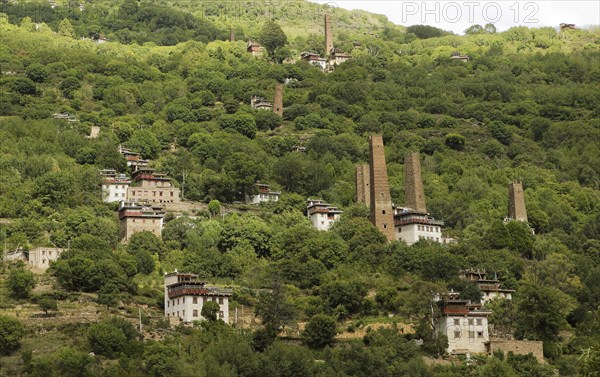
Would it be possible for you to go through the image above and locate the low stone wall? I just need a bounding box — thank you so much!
[487,338,545,363]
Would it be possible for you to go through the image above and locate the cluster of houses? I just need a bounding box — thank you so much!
[351,135,540,358]
[247,14,352,72]
[435,269,543,362]
[101,146,181,242]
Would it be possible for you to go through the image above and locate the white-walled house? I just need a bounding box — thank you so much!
[435,291,492,355]
[101,169,130,203]
[248,183,280,205]
[164,272,233,324]
[307,199,343,231]
[393,207,454,245]
[460,269,515,305]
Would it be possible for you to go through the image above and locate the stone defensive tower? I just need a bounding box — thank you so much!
[369,135,396,242]
[324,14,333,55]
[355,164,370,206]
[508,182,528,222]
[273,84,283,117]
[404,152,427,212]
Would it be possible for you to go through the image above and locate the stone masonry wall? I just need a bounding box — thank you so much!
[273,84,283,117]
[355,164,370,206]
[508,182,528,221]
[404,152,427,212]
[369,135,395,242]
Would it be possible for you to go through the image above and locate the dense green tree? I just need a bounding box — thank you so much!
[321,279,367,316]
[97,283,120,310]
[218,114,258,139]
[514,283,576,341]
[59,76,81,98]
[208,199,221,217]
[445,133,465,151]
[255,110,282,131]
[144,342,180,377]
[259,21,288,57]
[87,317,140,358]
[479,357,517,377]
[406,25,448,39]
[489,121,513,145]
[201,301,220,321]
[302,314,337,349]
[38,297,58,315]
[56,347,93,377]
[126,129,162,159]
[58,18,75,37]
[12,77,36,95]
[0,316,25,355]
[255,279,296,334]
[25,64,49,83]
[8,267,35,299]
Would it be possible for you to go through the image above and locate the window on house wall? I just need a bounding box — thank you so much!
[469,331,475,338]
[219,298,223,304]
[454,330,461,338]
[193,310,198,317]
[193,297,198,304]
[477,331,484,338]
[454,319,460,325]
[476,318,482,325]
[468,319,474,325]
[219,311,224,319]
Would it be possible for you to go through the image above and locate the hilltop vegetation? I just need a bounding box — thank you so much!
[0,0,599,376]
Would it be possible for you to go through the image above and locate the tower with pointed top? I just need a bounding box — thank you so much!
[273,84,283,117]
[324,14,333,55]
[369,135,395,242]
[404,152,427,212]
[508,182,528,222]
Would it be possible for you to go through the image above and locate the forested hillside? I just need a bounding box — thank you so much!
[0,1,599,376]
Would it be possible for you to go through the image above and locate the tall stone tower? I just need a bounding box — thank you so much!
[355,164,371,206]
[508,182,528,222]
[273,84,283,117]
[369,135,396,242]
[404,152,427,212]
[324,14,333,55]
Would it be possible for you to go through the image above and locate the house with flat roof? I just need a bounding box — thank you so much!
[164,271,233,323]
[248,182,280,205]
[127,167,180,204]
[118,202,165,241]
[435,291,492,355]
[101,169,131,203]
[307,199,343,231]
[459,269,515,304]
